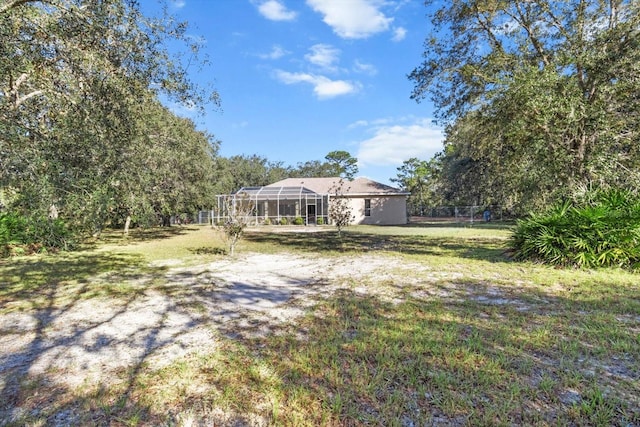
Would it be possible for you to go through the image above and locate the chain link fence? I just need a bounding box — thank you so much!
[410,206,503,223]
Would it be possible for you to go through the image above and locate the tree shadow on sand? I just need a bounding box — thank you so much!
[0,251,327,425]
[243,229,511,263]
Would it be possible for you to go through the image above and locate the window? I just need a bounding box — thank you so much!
[364,199,371,217]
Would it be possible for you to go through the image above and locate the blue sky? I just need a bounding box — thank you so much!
[141,0,443,185]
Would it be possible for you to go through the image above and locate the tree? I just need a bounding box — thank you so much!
[290,160,334,178]
[391,157,441,215]
[290,151,358,180]
[328,179,354,238]
[0,0,219,236]
[211,155,292,195]
[409,0,640,213]
[218,192,255,256]
[325,150,358,180]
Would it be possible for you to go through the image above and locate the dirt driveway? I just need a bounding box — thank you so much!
[0,252,414,401]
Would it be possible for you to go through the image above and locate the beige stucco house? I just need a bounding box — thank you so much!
[217,177,409,226]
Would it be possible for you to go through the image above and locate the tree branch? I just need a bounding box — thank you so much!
[512,1,551,67]
[0,0,53,14]
[15,90,44,107]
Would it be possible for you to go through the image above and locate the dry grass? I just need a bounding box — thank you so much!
[1,223,638,426]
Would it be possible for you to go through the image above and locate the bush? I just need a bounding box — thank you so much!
[293,217,304,225]
[511,188,640,269]
[316,217,324,225]
[0,212,73,257]
[0,212,28,245]
[263,218,271,225]
[279,217,288,225]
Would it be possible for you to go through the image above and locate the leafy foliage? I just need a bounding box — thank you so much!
[329,179,355,237]
[1,0,219,242]
[0,212,73,256]
[410,0,640,214]
[511,188,640,269]
[218,193,255,256]
[391,157,442,215]
[290,151,358,180]
[324,150,358,180]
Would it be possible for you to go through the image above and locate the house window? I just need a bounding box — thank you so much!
[364,199,371,217]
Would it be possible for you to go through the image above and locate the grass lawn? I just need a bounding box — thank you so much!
[1,223,639,426]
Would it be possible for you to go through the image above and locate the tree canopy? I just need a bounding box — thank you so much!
[391,157,441,215]
[410,0,640,213]
[1,0,219,236]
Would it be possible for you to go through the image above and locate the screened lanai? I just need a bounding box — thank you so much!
[215,186,329,225]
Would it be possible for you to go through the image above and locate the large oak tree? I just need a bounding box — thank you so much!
[410,0,640,213]
[1,0,219,233]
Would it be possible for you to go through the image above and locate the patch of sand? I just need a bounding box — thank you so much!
[0,252,409,390]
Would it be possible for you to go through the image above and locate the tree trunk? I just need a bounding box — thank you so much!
[124,215,131,235]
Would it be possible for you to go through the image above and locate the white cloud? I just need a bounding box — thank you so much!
[258,45,290,60]
[353,59,377,75]
[257,0,297,21]
[171,0,186,8]
[356,118,444,166]
[348,119,369,129]
[274,70,360,99]
[305,44,341,70]
[306,0,393,39]
[391,26,407,41]
[233,121,249,129]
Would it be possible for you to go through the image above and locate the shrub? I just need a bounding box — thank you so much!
[0,212,28,245]
[316,217,324,225]
[0,212,73,257]
[279,217,288,225]
[263,218,271,225]
[293,217,304,225]
[511,188,640,269]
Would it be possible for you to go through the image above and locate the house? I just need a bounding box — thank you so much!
[216,177,409,226]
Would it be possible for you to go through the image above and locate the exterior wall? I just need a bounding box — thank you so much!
[342,196,408,225]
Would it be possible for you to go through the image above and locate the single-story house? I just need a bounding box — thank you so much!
[216,177,409,226]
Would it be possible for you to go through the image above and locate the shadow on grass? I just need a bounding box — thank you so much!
[0,252,154,306]
[189,246,227,256]
[1,247,638,424]
[0,250,178,425]
[0,249,322,426]
[200,285,640,425]
[243,229,511,263]
[404,220,516,231]
[82,226,196,249]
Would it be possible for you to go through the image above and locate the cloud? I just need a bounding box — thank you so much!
[305,44,341,70]
[170,0,186,8]
[348,119,369,129]
[353,59,377,76]
[356,118,444,166]
[258,45,290,60]
[257,0,297,21]
[273,70,360,99]
[391,26,407,41]
[306,0,393,39]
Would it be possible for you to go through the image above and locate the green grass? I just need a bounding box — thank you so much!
[1,223,639,425]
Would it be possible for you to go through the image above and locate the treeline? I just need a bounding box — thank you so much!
[0,6,361,254]
[0,0,225,252]
[398,0,640,216]
[211,150,358,195]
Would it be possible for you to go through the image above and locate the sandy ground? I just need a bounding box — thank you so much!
[0,252,419,395]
